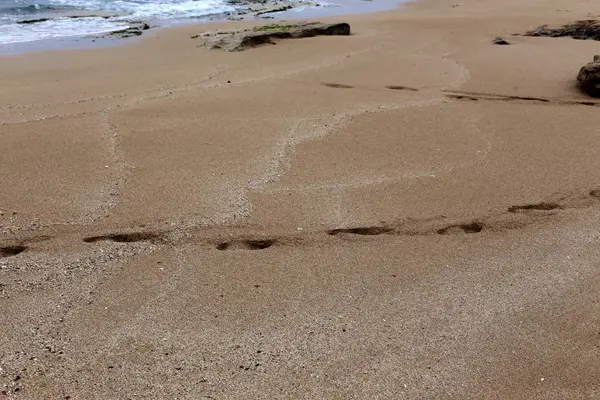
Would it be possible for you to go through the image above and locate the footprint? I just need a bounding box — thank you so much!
[446,90,600,107]
[436,222,484,235]
[446,92,553,103]
[0,245,27,258]
[321,83,355,89]
[327,226,392,236]
[446,94,479,101]
[385,85,419,92]
[506,95,550,103]
[83,232,159,243]
[508,202,562,213]
[216,239,275,251]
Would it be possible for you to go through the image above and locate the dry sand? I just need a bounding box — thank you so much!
[2,0,600,398]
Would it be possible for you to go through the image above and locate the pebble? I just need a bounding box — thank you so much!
[492,37,510,45]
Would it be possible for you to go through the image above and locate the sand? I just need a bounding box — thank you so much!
[2,0,600,397]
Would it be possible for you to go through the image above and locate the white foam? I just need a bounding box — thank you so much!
[0,0,237,44]
[43,0,234,19]
[124,0,234,19]
[0,16,129,44]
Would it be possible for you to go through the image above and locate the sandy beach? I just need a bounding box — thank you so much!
[2,0,600,397]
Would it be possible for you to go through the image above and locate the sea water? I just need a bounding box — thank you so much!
[0,0,235,44]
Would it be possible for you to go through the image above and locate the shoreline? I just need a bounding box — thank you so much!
[0,0,407,55]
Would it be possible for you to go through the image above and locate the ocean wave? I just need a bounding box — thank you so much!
[0,15,129,43]
[2,0,235,19]
[0,0,236,44]
[0,3,81,15]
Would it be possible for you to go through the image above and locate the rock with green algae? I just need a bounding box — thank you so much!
[196,22,351,52]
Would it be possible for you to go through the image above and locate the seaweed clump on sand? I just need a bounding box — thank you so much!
[524,20,600,41]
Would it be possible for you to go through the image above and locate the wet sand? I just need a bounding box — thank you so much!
[2,0,600,397]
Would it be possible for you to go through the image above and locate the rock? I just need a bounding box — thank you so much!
[577,55,600,97]
[492,37,510,45]
[524,20,600,40]
[255,4,292,16]
[17,13,123,24]
[199,22,351,52]
[17,18,51,24]
[107,23,150,38]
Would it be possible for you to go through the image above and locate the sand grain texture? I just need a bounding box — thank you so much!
[2,0,600,398]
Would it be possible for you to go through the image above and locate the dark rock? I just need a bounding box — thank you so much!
[577,55,600,97]
[108,23,150,38]
[492,37,510,45]
[18,14,121,24]
[525,20,600,40]
[256,4,292,16]
[17,18,50,24]
[68,14,112,19]
[201,22,351,51]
